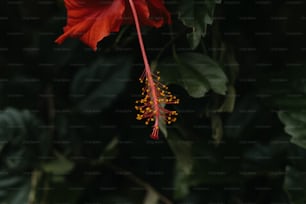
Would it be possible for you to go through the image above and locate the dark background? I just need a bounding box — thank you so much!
[1,0,306,203]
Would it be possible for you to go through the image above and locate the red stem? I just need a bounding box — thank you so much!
[128,0,160,139]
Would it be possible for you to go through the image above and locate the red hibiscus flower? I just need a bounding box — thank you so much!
[55,0,171,50]
[56,0,178,140]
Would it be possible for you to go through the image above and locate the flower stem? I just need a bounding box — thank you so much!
[128,0,160,139]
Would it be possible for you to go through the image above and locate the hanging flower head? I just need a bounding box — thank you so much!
[55,0,171,50]
[56,0,179,140]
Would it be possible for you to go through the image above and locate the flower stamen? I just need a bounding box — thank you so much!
[128,0,179,139]
[135,71,179,139]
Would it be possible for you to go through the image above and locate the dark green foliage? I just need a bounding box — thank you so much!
[159,52,228,97]
[70,55,132,112]
[178,0,221,49]
[1,0,306,203]
[0,108,48,203]
[279,111,306,150]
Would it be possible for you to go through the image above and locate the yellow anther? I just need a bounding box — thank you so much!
[135,71,179,130]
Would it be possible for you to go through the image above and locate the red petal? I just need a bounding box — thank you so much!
[125,0,171,27]
[55,0,125,51]
[146,0,171,25]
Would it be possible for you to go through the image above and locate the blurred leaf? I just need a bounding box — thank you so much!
[159,112,168,138]
[0,174,31,204]
[211,114,223,145]
[42,152,75,175]
[215,45,239,113]
[284,166,306,203]
[173,168,190,199]
[178,0,221,48]
[242,140,288,173]
[159,52,228,98]
[167,129,193,175]
[223,94,262,139]
[0,108,47,203]
[217,85,236,113]
[97,136,119,163]
[143,190,159,204]
[70,55,132,112]
[0,108,48,170]
[278,111,306,150]
[167,127,193,199]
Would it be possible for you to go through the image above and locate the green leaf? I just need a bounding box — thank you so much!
[167,129,193,175]
[0,108,48,170]
[70,55,132,112]
[0,108,46,203]
[96,136,119,163]
[42,152,75,175]
[159,52,228,97]
[217,85,236,113]
[211,114,223,145]
[278,111,306,150]
[158,110,168,138]
[143,190,159,204]
[0,174,31,204]
[284,166,306,203]
[166,127,193,199]
[178,0,221,48]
